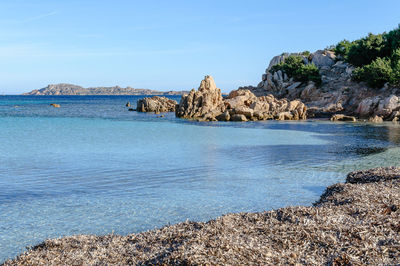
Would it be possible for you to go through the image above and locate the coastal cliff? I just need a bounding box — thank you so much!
[23,83,189,96]
[242,26,400,121]
[4,167,399,265]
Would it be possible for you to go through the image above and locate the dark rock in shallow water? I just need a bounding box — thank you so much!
[231,114,247,122]
[136,96,177,113]
[330,114,356,122]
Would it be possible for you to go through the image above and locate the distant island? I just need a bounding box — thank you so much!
[22,83,189,96]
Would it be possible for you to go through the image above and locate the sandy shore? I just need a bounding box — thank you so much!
[3,167,400,265]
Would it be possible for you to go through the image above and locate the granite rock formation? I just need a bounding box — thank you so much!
[136,96,177,113]
[176,76,307,122]
[243,50,400,121]
[175,76,225,121]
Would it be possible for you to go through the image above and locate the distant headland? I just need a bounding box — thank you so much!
[22,83,189,96]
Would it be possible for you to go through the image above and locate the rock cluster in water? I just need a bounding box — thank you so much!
[136,96,177,113]
[176,75,307,121]
[242,50,400,122]
[5,167,400,265]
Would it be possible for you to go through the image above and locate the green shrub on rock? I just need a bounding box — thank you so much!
[385,25,400,52]
[334,39,353,59]
[271,55,321,85]
[347,33,388,67]
[352,57,393,88]
[333,25,400,88]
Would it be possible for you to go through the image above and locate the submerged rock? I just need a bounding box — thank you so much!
[136,96,177,113]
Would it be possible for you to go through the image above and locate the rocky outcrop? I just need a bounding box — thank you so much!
[245,49,400,121]
[23,83,189,96]
[175,76,225,121]
[136,96,177,113]
[224,89,307,121]
[176,76,307,122]
[356,95,400,120]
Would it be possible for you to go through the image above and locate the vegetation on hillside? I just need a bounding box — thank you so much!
[335,25,400,88]
[270,55,321,85]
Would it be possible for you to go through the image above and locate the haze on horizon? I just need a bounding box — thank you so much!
[0,0,399,94]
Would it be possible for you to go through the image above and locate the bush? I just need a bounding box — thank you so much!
[391,59,400,86]
[333,25,400,88]
[347,33,388,67]
[352,57,393,88]
[334,39,353,59]
[271,55,321,85]
[271,55,304,76]
[385,25,400,52]
[391,48,400,65]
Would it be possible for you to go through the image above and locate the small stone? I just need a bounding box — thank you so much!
[330,114,356,122]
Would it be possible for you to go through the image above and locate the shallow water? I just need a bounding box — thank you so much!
[1,95,400,261]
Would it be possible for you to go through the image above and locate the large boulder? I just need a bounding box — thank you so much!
[355,95,400,120]
[136,96,177,113]
[376,95,400,117]
[175,75,225,121]
[310,50,335,68]
[355,97,380,117]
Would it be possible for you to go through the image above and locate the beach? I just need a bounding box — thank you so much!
[4,167,399,265]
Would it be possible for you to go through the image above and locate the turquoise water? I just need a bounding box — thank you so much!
[1,95,400,262]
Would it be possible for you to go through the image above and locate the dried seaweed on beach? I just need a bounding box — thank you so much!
[3,167,400,265]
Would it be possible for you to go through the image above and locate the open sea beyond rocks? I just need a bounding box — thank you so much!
[1,95,400,262]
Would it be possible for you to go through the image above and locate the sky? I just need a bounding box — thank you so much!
[0,0,400,94]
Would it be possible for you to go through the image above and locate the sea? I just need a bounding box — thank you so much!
[1,95,400,262]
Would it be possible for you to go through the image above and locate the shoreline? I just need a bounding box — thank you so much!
[3,167,399,265]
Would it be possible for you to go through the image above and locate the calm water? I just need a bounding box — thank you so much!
[1,95,400,261]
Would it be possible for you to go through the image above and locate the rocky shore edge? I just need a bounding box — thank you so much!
[3,167,399,265]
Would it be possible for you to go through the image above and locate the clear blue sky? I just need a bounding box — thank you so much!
[0,0,400,94]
